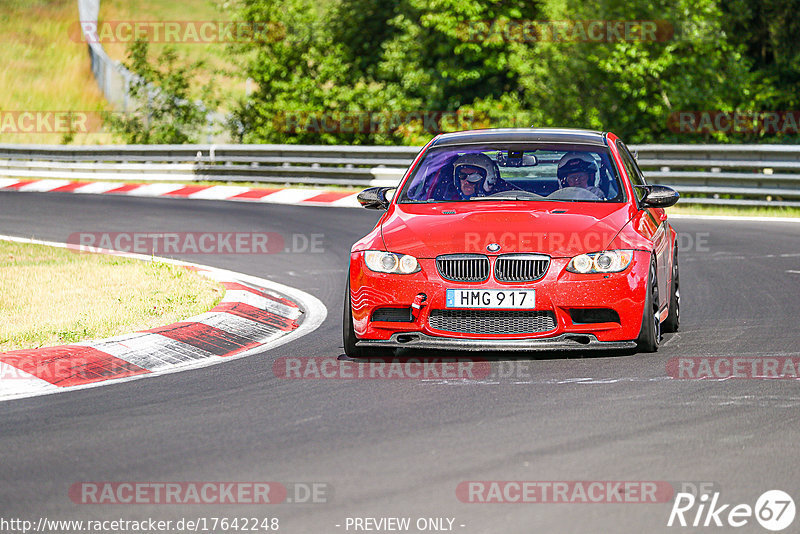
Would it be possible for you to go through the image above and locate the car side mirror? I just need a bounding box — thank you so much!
[357,187,395,210]
[636,185,680,208]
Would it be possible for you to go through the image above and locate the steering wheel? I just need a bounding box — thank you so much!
[547,186,602,201]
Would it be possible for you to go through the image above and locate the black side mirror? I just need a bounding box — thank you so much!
[636,185,680,208]
[357,187,395,210]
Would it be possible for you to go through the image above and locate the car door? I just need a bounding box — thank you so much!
[617,141,670,308]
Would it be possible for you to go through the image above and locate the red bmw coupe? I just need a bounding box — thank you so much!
[344,128,680,356]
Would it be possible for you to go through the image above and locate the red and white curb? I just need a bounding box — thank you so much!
[0,236,327,402]
[0,177,366,208]
[4,178,800,223]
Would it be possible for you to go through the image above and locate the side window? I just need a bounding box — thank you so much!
[616,141,646,201]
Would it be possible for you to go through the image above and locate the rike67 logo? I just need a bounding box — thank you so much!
[667,490,795,531]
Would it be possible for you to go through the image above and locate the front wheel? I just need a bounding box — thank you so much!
[636,257,661,353]
[343,278,365,358]
[662,246,680,333]
[342,277,395,359]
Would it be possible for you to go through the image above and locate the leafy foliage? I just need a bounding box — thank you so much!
[225,0,800,144]
[106,40,217,144]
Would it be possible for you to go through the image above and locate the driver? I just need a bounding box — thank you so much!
[451,153,496,200]
[557,152,604,198]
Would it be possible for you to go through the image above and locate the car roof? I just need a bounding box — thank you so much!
[429,128,609,148]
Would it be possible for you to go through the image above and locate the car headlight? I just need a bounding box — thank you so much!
[566,250,633,274]
[364,251,420,274]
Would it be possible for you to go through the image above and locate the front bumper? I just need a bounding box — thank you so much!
[349,251,650,344]
[357,332,636,351]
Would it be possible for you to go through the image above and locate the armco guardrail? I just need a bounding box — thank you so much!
[0,144,421,188]
[1,143,799,206]
[77,0,130,110]
[633,144,800,206]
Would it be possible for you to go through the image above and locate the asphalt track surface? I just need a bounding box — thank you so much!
[1,191,799,533]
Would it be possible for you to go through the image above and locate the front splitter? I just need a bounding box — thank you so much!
[357,332,637,352]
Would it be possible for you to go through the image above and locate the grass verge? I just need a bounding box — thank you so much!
[0,240,224,352]
[100,0,248,107]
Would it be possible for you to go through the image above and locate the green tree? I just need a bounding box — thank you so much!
[227,0,796,144]
[106,40,217,144]
[229,0,542,144]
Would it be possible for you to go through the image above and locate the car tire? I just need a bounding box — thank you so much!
[636,257,661,353]
[662,246,680,333]
[343,277,394,359]
[343,277,366,358]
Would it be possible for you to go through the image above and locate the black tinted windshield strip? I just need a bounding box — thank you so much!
[429,141,606,150]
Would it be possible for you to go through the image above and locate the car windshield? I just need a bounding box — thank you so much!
[398,144,625,203]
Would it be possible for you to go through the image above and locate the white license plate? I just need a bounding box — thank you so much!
[446,289,535,309]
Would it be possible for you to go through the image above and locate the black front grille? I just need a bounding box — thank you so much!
[495,254,550,282]
[372,307,413,322]
[436,254,490,282]
[428,309,557,334]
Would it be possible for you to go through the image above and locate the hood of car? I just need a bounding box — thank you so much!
[380,202,635,258]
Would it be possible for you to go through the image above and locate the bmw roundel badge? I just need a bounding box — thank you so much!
[487,243,501,252]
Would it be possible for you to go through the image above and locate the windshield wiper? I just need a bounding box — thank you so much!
[470,191,546,201]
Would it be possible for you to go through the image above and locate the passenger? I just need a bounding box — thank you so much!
[557,152,605,199]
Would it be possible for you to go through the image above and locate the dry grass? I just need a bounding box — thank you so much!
[0,0,247,145]
[100,0,249,106]
[0,240,224,351]
[0,0,113,144]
